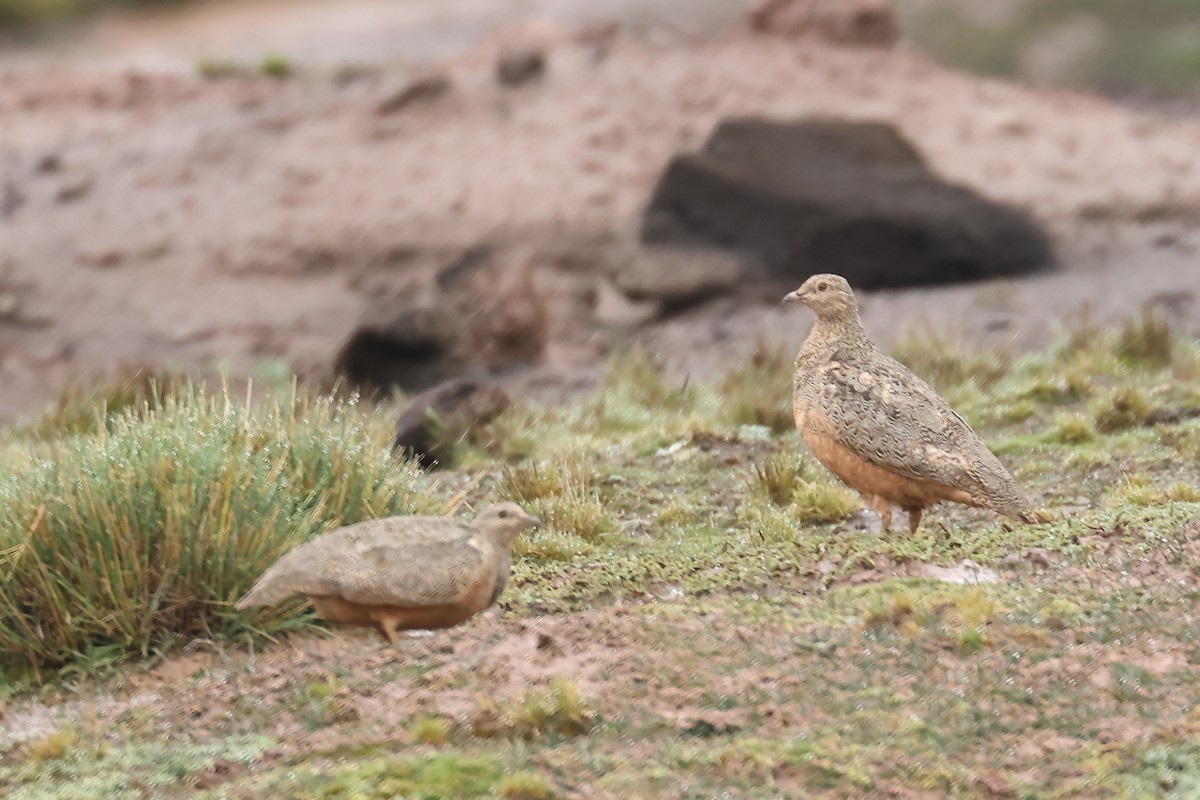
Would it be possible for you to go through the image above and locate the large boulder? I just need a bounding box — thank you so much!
[641,118,1055,289]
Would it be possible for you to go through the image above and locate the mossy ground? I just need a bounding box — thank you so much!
[3,318,1200,798]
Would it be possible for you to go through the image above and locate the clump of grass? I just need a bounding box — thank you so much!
[500,458,573,503]
[864,590,918,633]
[719,340,794,433]
[19,366,189,440]
[1166,483,1200,502]
[410,716,450,746]
[0,383,437,680]
[496,771,558,800]
[500,456,611,540]
[792,482,858,524]
[296,677,358,728]
[23,729,76,763]
[470,677,596,741]
[747,452,857,524]
[749,452,806,506]
[1047,413,1096,445]
[601,348,699,424]
[1110,474,1164,508]
[953,586,996,623]
[998,398,1037,424]
[258,53,294,79]
[891,329,1010,390]
[195,58,245,80]
[1094,386,1153,433]
[242,752,504,800]
[508,677,595,738]
[1116,306,1176,368]
[1020,372,1091,405]
[1,733,274,799]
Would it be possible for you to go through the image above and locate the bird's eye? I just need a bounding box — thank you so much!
[816,282,828,292]
[498,510,510,519]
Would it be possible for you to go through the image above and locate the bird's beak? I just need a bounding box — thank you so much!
[528,515,542,528]
[782,289,803,305]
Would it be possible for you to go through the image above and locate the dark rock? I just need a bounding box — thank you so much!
[2,180,25,218]
[392,378,511,468]
[496,47,546,87]
[335,305,463,394]
[35,152,63,174]
[746,0,899,47]
[376,72,451,115]
[56,176,93,204]
[641,117,1055,290]
[335,247,547,393]
[611,245,751,315]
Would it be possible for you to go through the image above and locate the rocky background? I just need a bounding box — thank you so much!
[0,0,1197,419]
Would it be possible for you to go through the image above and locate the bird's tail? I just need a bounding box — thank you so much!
[234,582,276,610]
[1017,507,1051,525]
[234,593,259,611]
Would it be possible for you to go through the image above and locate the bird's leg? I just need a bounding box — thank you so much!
[906,507,923,534]
[869,495,893,532]
[377,617,400,646]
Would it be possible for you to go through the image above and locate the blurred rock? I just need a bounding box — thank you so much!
[443,247,547,366]
[34,152,62,174]
[335,304,463,393]
[641,117,1054,289]
[611,245,750,314]
[496,47,546,87]
[376,72,451,115]
[56,176,92,204]
[392,378,511,468]
[746,0,899,48]
[336,246,547,393]
[2,180,25,218]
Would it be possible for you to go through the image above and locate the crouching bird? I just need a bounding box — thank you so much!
[236,503,539,642]
[785,273,1047,533]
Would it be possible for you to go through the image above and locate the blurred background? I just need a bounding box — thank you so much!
[0,0,1198,418]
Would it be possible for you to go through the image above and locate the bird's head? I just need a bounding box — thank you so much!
[471,502,540,546]
[782,273,859,321]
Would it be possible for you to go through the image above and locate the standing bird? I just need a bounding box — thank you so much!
[785,274,1045,532]
[236,503,539,643]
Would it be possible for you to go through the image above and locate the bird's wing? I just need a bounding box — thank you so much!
[239,517,494,608]
[813,350,997,491]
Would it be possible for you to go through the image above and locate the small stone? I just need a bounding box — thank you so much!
[56,176,93,204]
[496,47,546,87]
[2,180,25,218]
[35,153,63,174]
[376,73,451,115]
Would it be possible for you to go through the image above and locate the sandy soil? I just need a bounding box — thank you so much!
[0,4,1198,420]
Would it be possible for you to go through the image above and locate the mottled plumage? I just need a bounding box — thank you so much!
[785,273,1045,532]
[236,503,539,642]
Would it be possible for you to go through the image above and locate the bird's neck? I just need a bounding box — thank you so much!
[799,312,869,361]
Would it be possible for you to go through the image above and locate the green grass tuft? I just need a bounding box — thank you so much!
[410,716,450,746]
[17,366,189,441]
[1094,386,1153,433]
[229,752,505,800]
[258,53,294,79]
[470,677,596,741]
[891,329,1010,390]
[719,340,795,433]
[1117,306,1177,367]
[496,771,559,800]
[0,382,436,678]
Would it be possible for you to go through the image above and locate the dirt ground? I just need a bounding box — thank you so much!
[1,0,1198,423]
